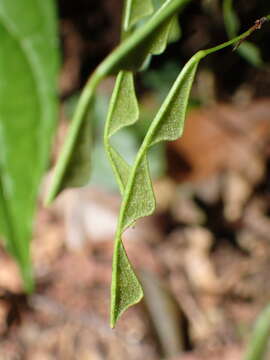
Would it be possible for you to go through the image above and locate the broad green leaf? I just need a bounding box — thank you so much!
[123,0,154,31]
[110,240,143,327]
[0,0,59,290]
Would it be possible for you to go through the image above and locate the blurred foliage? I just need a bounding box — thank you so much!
[0,0,59,291]
[223,0,263,67]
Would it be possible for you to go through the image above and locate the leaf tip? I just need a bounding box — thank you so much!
[110,240,144,327]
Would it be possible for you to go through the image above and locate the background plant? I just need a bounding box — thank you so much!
[0,0,59,292]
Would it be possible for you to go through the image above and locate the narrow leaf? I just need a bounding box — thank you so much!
[47,115,92,203]
[110,240,143,327]
[150,58,199,145]
[107,147,131,195]
[168,16,182,42]
[104,70,138,194]
[107,71,139,137]
[122,155,156,229]
[148,17,175,55]
[0,0,59,290]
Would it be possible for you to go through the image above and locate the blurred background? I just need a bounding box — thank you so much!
[1,0,270,359]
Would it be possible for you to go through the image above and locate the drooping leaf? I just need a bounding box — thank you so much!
[47,114,92,204]
[122,155,156,229]
[150,59,199,145]
[110,240,143,327]
[104,70,138,194]
[107,71,139,137]
[0,0,59,290]
[107,147,131,195]
[148,17,176,55]
[110,53,202,326]
[168,16,182,42]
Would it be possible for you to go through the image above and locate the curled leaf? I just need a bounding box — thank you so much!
[107,71,139,137]
[110,240,143,327]
[122,155,156,229]
[104,70,138,194]
[150,58,199,145]
[111,53,202,325]
[107,147,131,195]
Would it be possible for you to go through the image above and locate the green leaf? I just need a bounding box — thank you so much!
[148,17,175,55]
[107,71,139,137]
[0,0,59,290]
[123,0,154,31]
[150,59,199,145]
[168,16,182,42]
[104,71,138,194]
[110,240,143,327]
[122,155,156,229]
[107,147,131,195]
[47,115,92,203]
